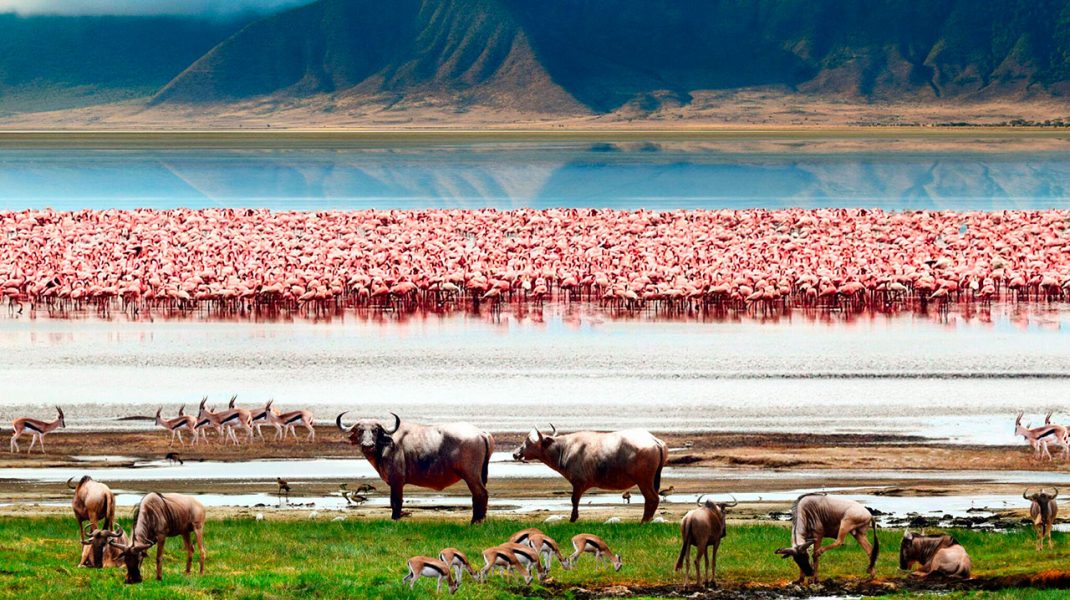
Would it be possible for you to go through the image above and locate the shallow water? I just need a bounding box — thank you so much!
[2,144,1070,210]
[1,306,1067,443]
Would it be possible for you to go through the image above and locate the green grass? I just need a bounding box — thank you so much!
[1,517,1070,598]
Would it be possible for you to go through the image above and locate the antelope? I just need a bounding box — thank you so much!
[439,548,480,583]
[524,532,571,573]
[676,495,736,587]
[196,398,239,446]
[899,531,971,578]
[501,542,546,581]
[775,493,879,584]
[154,406,196,446]
[402,556,458,594]
[108,492,206,583]
[1015,412,1068,461]
[1025,487,1059,550]
[10,406,65,453]
[69,476,115,543]
[567,533,623,571]
[222,395,256,443]
[477,544,532,584]
[263,400,315,441]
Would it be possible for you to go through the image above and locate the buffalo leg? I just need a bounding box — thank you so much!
[155,540,165,581]
[460,473,488,524]
[182,532,193,574]
[390,485,405,520]
[638,481,659,523]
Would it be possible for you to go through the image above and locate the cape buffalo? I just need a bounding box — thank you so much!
[336,412,494,523]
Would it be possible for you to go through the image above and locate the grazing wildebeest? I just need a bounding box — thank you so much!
[69,476,115,544]
[676,495,736,587]
[774,493,879,583]
[512,425,667,522]
[80,525,129,568]
[900,532,971,578]
[336,412,494,523]
[1025,487,1059,550]
[108,492,206,583]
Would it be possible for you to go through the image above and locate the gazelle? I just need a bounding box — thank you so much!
[401,556,458,594]
[567,534,623,571]
[196,398,239,446]
[478,544,532,584]
[10,406,65,453]
[1016,412,1068,461]
[438,548,480,583]
[154,406,197,446]
[263,400,315,441]
[222,395,256,443]
[524,532,571,573]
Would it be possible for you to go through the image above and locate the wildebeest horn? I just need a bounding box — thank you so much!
[385,412,401,435]
[534,426,543,439]
[722,495,738,508]
[1052,487,1059,498]
[549,423,557,437]
[335,412,352,432]
[66,477,77,490]
[696,494,706,507]
[1024,488,1033,500]
[83,522,95,536]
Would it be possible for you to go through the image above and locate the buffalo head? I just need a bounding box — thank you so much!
[512,424,557,462]
[774,540,815,576]
[336,412,400,450]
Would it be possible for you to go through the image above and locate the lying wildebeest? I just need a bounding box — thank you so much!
[108,492,206,583]
[1025,487,1059,550]
[676,495,736,587]
[80,525,129,568]
[900,531,971,578]
[69,476,115,544]
[774,493,879,583]
[335,412,494,523]
[512,425,667,522]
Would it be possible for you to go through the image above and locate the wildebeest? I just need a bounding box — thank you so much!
[1025,487,1059,550]
[107,492,206,583]
[336,412,494,523]
[774,493,879,583]
[676,495,736,587]
[80,525,129,568]
[899,532,971,578]
[69,476,115,544]
[512,425,668,522]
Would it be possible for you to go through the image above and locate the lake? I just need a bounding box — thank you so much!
[2,141,1070,211]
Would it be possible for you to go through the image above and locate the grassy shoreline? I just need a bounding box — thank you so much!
[2,516,1069,598]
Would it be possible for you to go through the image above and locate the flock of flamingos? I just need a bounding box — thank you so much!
[0,207,1068,316]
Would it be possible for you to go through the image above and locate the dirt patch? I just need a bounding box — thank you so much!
[564,572,1070,598]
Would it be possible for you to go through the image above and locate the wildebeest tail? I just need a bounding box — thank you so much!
[868,516,880,572]
[675,519,691,571]
[654,438,668,493]
[1039,498,1051,538]
[480,435,491,485]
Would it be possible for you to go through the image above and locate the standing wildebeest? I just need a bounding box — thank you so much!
[335,412,494,523]
[107,492,206,583]
[774,493,879,583]
[512,425,667,522]
[676,495,736,587]
[69,476,115,544]
[900,532,971,578]
[1025,487,1059,550]
[80,525,129,568]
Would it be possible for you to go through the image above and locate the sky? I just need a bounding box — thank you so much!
[0,0,314,18]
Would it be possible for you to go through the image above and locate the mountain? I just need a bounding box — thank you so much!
[3,0,1070,123]
[149,0,1070,116]
[0,14,248,113]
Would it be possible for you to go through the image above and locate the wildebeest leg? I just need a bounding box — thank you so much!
[814,520,852,558]
[77,518,86,542]
[460,472,488,524]
[810,540,823,583]
[155,540,165,581]
[570,484,585,522]
[390,484,405,520]
[195,527,206,574]
[851,528,875,576]
[182,532,193,574]
[710,538,720,587]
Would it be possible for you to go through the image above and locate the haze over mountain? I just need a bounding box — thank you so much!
[3,0,1070,125]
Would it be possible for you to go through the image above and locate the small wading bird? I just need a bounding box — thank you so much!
[10,406,65,453]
